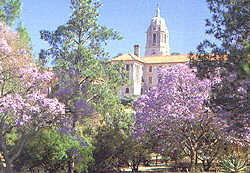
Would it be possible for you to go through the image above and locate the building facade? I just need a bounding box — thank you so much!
[112,6,189,97]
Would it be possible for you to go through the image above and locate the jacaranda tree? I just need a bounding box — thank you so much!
[0,22,65,173]
[134,64,225,170]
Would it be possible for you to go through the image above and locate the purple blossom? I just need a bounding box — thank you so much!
[57,88,72,98]
[134,64,213,135]
[75,99,93,115]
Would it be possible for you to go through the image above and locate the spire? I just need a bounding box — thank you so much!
[156,1,160,17]
[145,0,170,56]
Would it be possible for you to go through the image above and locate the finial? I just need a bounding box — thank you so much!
[156,0,160,17]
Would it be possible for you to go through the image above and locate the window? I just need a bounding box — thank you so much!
[164,34,166,43]
[149,76,152,84]
[125,88,129,94]
[153,33,156,45]
[141,88,144,94]
[149,66,152,72]
[126,64,130,71]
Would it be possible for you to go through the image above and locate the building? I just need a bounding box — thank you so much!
[112,6,189,97]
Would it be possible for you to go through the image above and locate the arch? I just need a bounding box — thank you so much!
[153,33,156,45]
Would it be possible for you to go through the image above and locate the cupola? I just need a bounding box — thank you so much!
[145,6,170,56]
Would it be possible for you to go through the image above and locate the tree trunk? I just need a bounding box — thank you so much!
[189,151,194,171]
[1,144,14,173]
[202,159,212,172]
[195,151,198,166]
[155,155,158,165]
[131,166,139,173]
[1,165,14,173]
[174,158,178,171]
[67,119,76,173]
[131,159,140,173]
[67,158,74,173]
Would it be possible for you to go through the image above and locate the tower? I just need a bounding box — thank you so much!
[145,5,170,56]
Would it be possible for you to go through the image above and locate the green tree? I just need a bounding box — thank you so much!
[0,0,21,26]
[16,22,32,52]
[189,0,249,139]
[0,0,32,53]
[91,111,152,173]
[39,0,127,172]
[13,129,94,173]
[39,0,126,119]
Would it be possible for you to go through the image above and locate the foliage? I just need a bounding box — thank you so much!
[0,0,21,26]
[90,111,151,173]
[13,128,94,173]
[39,0,127,122]
[189,0,249,140]
[218,152,248,173]
[0,21,64,173]
[39,0,127,171]
[121,95,138,106]
[0,0,32,56]
[16,22,32,52]
[134,64,215,135]
[133,64,225,170]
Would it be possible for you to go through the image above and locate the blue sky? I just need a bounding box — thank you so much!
[20,0,212,58]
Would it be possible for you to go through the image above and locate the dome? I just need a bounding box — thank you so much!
[145,6,170,56]
[147,8,167,32]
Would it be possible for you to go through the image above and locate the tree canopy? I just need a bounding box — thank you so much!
[189,0,249,140]
[0,21,65,173]
[0,0,21,26]
[133,64,225,171]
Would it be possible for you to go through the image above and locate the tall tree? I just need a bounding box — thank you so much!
[39,0,126,118]
[0,0,33,53]
[39,0,127,172]
[189,0,249,140]
[16,22,32,52]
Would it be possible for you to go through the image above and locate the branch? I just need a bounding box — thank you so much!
[9,129,38,163]
[79,76,89,85]
[3,125,14,137]
[0,80,6,97]
[86,94,99,103]
[0,113,8,129]
[1,89,14,97]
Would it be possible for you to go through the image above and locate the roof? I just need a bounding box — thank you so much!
[142,54,189,64]
[112,54,190,64]
[112,54,144,63]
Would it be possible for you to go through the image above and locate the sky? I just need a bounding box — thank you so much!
[20,0,213,58]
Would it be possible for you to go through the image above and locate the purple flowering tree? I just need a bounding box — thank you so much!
[134,64,213,132]
[134,64,225,171]
[0,22,64,173]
